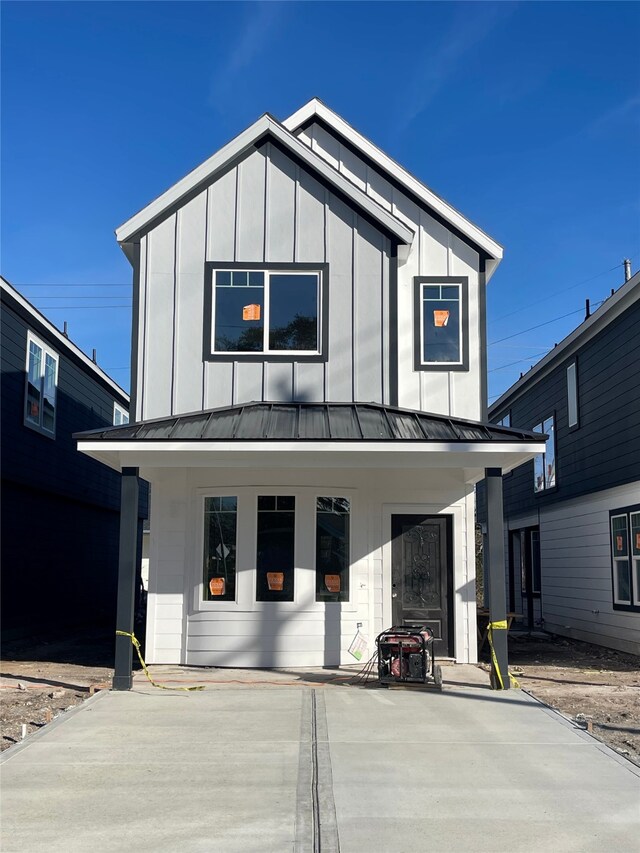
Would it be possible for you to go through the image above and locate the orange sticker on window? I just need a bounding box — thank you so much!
[325,574,341,593]
[267,571,284,591]
[209,577,225,596]
[636,532,640,550]
[616,535,624,551]
[434,310,450,327]
[243,304,261,321]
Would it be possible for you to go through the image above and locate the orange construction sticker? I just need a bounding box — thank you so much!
[434,309,450,327]
[209,577,225,596]
[636,532,640,550]
[616,535,624,552]
[325,574,341,593]
[267,571,284,591]
[243,303,261,321]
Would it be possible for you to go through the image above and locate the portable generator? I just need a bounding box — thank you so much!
[376,625,443,689]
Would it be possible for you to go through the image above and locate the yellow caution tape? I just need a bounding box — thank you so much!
[486,621,520,690]
[116,631,205,691]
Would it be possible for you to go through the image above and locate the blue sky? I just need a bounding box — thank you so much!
[2,0,639,404]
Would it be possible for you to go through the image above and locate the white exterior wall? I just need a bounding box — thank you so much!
[537,482,640,654]
[144,466,477,667]
[297,122,483,420]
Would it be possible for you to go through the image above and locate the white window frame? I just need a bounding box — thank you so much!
[113,402,129,426]
[211,268,322,356]
[567,362,578,428]
[191,486,357,614]
[533,415,556,492]
[24,332,58,438]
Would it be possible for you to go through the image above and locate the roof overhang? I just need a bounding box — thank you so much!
[116,114,414,254]
[283,98,503,278]
[78,439,544,482]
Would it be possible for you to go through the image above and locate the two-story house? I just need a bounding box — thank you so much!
[479,268,640,655]
[1,277,147,641]
[77,99,544,685]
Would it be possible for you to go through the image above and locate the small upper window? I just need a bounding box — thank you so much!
[567,362,578,428]
[114,403,129,426]
[25,333,58,436]
[414,277,468,371]
[212,269,321,355]
[533,416,556,492]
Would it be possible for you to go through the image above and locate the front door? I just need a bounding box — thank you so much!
[391,514,453,657]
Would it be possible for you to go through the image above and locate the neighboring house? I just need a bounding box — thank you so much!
[77,99,543,678]
[478,269,640,655]
[0,277,147,640]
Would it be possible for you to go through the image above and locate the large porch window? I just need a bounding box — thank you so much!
[203,496,238,601]
[256,496,296,602]
[315,497,350,602]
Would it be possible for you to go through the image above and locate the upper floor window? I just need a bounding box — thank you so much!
[533,415,556,492]
[610,506,640,611]
[210,267,324,356]
[567,362,578,428]
[113,403,129,426]
[25,333,58,437]
[414,277,468,371]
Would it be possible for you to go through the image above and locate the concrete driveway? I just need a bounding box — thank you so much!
[2,667,639,853]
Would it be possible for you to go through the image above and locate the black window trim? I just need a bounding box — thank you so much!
[413,276,469,372]
[204,261,329,363]
[533,411,557,495]
[24,330,59,439]
[609,503,640,613]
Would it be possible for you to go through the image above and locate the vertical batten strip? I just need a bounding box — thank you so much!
[171,212,180,415]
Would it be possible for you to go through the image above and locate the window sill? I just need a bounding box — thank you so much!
[24,419,56,440]
[612,602,640,613]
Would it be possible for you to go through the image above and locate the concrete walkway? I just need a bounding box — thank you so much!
[2,666,639,853]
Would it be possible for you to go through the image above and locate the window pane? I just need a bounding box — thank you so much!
[422,289,460,363]
[42,354,56,432]
[216,271,231,285]
[256,496,295,602]
[316,497,350,602]
[631,512,640,556]
[26,341,42,425]
[534,453,545,493]
[203,497,237,602]
[215,283,264,351]
[268,274,318,351]
[634,559,640,606]
[615,560,631,603]
[530,530,541,594]
[611,516,628,557]
[567,363,578,427]
[543,417,555,488]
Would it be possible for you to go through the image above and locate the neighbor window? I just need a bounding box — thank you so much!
[25,333,58,436]
[203,497,238,602]
[212,269,321,354]
[567,362,578,428]
[315,497,350,602]
[114,403,129,426]
[495,412,511,427]
[533,416,556,492]
[414,277,468,370]
[610,506,640,610]
[256,496,295,601]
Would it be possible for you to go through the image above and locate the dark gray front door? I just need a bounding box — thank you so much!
[391,514,453,657]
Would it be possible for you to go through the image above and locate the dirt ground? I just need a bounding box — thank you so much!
[2,630,639,765]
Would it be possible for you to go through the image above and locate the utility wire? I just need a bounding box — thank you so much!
[16,282,131,288]
[34,305,132,310]
[489,353,549,373]
[489,301,604,347]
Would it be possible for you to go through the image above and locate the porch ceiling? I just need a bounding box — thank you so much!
[76,402,545,481]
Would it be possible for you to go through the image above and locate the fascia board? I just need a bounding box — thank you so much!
[284,99,503,263]
[489,272,640,415]
[116,115,413,246]
[1,277,129,402]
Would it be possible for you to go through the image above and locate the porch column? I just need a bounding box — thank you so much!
[113,467,140,691]
[484,468,510,690]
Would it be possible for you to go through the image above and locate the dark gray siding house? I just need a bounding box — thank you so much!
[1,277,147,640]
[478,269,640,654]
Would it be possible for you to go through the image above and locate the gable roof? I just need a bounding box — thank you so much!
[1,276,129,403]
[115,113,414,253]
[284,98,503,277]
[489,269,640,415]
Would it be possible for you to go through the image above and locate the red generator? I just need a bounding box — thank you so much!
[376,625,443,689]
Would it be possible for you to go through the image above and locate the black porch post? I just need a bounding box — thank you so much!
[113,467,140,691]
[484,468,510,690]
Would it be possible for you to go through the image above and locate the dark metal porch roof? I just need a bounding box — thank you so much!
[76,402,543,444]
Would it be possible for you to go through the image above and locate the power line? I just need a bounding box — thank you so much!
[34,305,132,310]
[488,301,604,347]
[16,282,131,288]
[28,295,134,300]
[489,353,549,373]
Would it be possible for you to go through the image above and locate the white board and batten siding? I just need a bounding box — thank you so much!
[296,120,483,420]
[536,482,640,655]
[136,136,483,424]
[143,465,478,667]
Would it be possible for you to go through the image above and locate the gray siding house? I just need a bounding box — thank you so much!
[77,99,543,681]
[479,269,640,654]
[1,277,146,640]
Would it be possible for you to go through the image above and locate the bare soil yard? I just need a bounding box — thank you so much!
[2,631,638,764]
